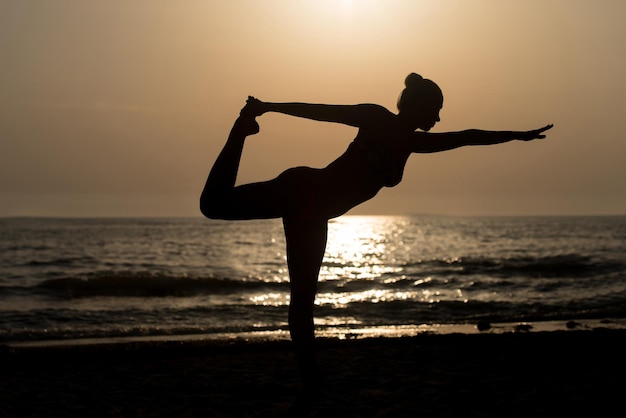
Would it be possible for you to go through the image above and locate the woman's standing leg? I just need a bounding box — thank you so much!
[283,217,328,392]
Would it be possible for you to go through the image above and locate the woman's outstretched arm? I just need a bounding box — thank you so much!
[244,96,386,127]
[411,124,553,153]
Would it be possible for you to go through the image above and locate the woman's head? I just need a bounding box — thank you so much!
[397,73,443,131]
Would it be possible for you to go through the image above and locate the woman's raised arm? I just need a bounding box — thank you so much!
[411,124,553,153]
[244,96,385,128]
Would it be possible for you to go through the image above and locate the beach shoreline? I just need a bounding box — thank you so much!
[2,327,625,417]
[5,316,625,349]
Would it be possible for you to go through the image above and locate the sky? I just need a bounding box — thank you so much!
[1,0,625,217]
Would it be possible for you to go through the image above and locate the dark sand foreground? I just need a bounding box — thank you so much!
[2,329,625,417]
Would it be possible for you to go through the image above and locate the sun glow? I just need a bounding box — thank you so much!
[307,0,384,17]
[285,0,391,43]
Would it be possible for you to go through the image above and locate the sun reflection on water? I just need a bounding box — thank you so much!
[247,216,474,309]
[322,216,406,281]
[316,289,419,307]
[250,292,289,306]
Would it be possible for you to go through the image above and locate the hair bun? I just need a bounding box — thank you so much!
[405,73,424,88]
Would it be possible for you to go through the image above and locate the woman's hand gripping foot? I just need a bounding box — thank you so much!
[234,96,264,136]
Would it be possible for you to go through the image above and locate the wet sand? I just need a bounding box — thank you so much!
[2,329,625,417]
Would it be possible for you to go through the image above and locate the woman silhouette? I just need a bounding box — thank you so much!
[200,73,552,391]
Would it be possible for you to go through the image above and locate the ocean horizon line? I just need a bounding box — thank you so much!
[2,213,626,220]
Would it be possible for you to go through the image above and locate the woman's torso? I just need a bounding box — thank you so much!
[327,106,412,183]
[319,107,413,217]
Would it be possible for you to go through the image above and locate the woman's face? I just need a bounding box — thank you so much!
[417,102,442,131]
[402,99,443,131]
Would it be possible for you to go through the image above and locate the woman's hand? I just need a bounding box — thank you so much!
[241,96,267,117]
[518,124,554,141]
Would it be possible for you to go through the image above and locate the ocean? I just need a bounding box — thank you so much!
[1,215,625,345]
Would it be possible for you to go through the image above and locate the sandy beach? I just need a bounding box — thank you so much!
[2,328,625,417]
